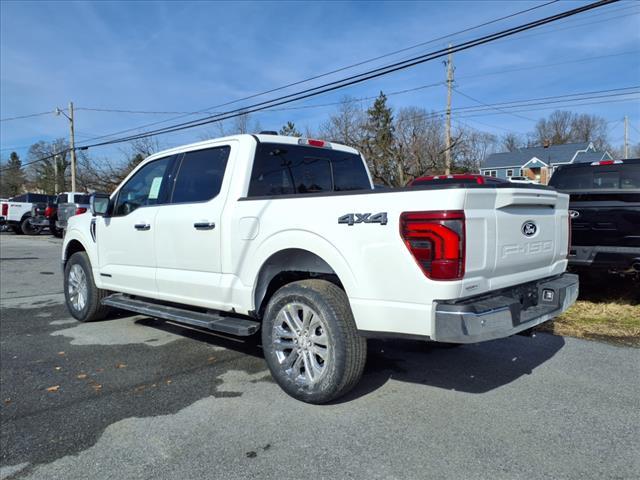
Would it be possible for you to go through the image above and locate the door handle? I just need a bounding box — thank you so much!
[194,221,215,230]
[134,223,151,231]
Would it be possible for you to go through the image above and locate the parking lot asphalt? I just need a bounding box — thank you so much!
[1,232,639,480]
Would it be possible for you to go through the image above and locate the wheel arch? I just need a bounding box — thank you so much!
[64,239,87,266]
[253,247,353,318]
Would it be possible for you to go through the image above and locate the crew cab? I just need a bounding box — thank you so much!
[4,193,56,235]
[549,158,640,276]
[62,134,577,403]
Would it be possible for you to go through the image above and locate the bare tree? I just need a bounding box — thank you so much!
[570,113,608,150]
[532,110,609,149]
[453,126,497,173]
[319,97,365,148]
[534,110,573,146]
[26,138,70,193]
[395,107,446,182]
[501,133,523,152]
[78,137,162,193]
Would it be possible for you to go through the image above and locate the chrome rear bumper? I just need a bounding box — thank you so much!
[433,273,579,344]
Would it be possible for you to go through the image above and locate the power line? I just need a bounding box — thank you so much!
[0,150,69,172]
[4,0,619,171]
[453,88,537,121]
[70,1,562,144]
[77,0,619,149]
[448,86,639,113]
[454,96,638,119]
[0,110,56,122]
[71,49,637,119]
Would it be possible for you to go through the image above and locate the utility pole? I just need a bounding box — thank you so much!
[54,153,59,194]
[444,43,454,175]
[69,101,77,192]
[56,102,77,192]
[624,115,629,159]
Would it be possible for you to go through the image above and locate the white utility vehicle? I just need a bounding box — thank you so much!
[62,134,578,403]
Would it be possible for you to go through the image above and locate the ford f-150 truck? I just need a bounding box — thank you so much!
[62,134,578,403]
[548,158,640,276]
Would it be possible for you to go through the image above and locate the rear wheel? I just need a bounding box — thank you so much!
[64,252,110,322]
[20,216,41,235]
[261,279,367,404]
[51,225,64,238]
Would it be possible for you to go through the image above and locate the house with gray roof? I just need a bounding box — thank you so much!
[481,142,612,184]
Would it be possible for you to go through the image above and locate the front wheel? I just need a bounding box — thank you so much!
[261,279,367,404]
[64,252,110,322]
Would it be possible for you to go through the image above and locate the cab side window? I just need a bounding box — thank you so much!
[113,156,172,216]
[171,146,230,203]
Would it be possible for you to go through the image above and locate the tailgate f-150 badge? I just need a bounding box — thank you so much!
[338,212,388,226]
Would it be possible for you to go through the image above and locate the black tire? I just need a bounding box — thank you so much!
[261,279,367,404]
[20,216,41,235]
[51,225,64,238]
[11,225,23,235]
[64,251,111,322]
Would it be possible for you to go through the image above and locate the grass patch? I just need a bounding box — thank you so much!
[537,274,640,347]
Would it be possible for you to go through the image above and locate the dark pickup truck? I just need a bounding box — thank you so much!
[548,159,640,276]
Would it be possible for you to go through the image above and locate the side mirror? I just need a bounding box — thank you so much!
[90,193,111,217]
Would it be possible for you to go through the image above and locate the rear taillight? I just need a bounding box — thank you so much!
[298,138,332,148]
[591,160,622,166]
[400,210,465,280]
[2,204,8,216]
[44,206,54,218]
[75,207,87,215]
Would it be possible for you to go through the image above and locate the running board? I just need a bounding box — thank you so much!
[102,294,260,336]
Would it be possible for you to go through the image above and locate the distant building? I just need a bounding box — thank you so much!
[481,142,612,184]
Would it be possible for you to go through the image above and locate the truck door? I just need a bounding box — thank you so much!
[95,155,175,297]
[154,144,232,309]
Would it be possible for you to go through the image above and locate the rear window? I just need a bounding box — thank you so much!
[74,195,90,204]
[57,194,68,204]
[550,163,640,190]
[248,143,371,197]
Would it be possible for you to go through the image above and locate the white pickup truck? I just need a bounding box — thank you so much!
[2,193,56,235]
[62,133,578,403]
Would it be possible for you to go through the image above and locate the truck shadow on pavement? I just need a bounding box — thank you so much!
[339,333,566,402]
[139,317,565,401]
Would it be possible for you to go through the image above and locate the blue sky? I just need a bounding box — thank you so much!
[1,0,639,164]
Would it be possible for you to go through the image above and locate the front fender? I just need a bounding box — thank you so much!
[62,217,101,288]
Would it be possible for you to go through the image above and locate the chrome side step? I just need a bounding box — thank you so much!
[102,294,260,336]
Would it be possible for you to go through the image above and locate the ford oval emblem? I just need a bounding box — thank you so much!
[569,210,580,218]
[522,221,537,237]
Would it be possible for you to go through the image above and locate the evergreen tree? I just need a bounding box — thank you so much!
[363,92,399,186]
[279,121,302,137]
[0,152,25,197]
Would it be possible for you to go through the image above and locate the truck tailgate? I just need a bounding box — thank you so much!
[568,192,640,247]
[463,188,569,293]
